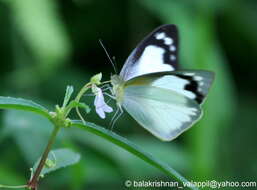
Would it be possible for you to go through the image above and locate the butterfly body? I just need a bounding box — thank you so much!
[111,74,125,106]
[109,24,214,141]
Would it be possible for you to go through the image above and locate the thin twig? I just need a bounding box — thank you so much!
[27,126,60,189]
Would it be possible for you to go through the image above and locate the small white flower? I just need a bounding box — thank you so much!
[92,85,113,119]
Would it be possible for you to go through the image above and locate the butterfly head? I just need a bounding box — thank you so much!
[110,74,125,105]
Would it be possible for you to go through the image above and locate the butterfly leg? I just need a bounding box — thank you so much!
[83,84,111,97]
[110,105,123,130]
[100,84,112,92]
[110,106,120,127]
[103,92,116,100]
[83,93,95,97]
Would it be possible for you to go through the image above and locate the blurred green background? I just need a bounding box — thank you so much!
[0,0,256,189]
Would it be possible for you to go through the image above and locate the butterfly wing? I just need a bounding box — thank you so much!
[125,70,214,104]
[120,24,179,81]
[121,71,214,141]
[122,85,201,141]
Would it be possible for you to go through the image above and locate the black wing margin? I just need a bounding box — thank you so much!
[120,24,179,80]
[130,24,179,69]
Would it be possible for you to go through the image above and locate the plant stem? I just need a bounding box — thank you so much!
[74,83,91,103]
[74,83,91,123]
[0,185,27,189]
[28,126,61,189]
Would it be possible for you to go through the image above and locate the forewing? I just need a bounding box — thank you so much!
[122,86,201,141]
[125,70,214,104]
[120,24,179,81]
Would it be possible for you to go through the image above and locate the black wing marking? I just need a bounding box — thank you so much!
[173,71,214,104]
[120,24,179,81]
[125,70,214,105]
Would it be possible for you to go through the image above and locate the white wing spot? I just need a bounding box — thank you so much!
[194,76,203,81]
[126,45,174,80]
[199,81,204,86]
[155,32,165,40]
[151,75,196,99]
[170,55,176,61]
[169,45,176,51]
[164,37,173,45]
[184,91,196,99]
[155,33,174,47]
[184,73,194,76]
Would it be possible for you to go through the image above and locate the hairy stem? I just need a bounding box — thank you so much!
[28,126,61,189]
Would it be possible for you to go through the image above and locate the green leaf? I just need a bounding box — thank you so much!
[0,96,51,120]
[62,86,74,108]
[2,110,54,163]
[69,100,91,113]
[71,121,198,190]
[70,128,190,180]
[33,148,80,176]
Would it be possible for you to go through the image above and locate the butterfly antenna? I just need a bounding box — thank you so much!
[99,39,118,74]
[112,56,118,70]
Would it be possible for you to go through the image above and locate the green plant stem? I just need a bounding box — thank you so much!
[74,83,91,103]
[0,185,27,189]
[28,126,61,189]
[27,83,92,188]
[74,83,91,123]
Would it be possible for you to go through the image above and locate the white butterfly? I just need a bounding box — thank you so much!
[109,24,214,141]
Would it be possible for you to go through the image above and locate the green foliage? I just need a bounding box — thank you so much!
[0,95,197,189]
[0,97,51,120]
[33,148,80,176]
[68,101,91,114]
[5,0,71,78]
[62,86,74,108]
[2,110,54,163]
[0,0,256,189]
[71,121,195,188]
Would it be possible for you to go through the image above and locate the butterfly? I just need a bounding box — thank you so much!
[109,24,214,141]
